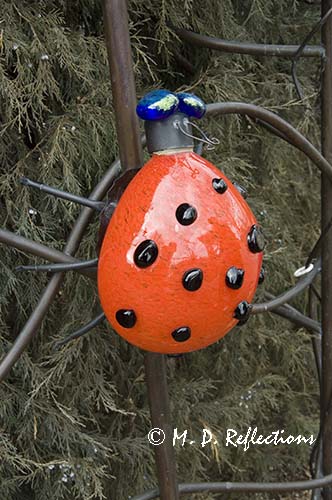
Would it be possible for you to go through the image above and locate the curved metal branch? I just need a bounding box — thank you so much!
[253,118,292,145]
[131,473,332,499]
[172,25,325,58]
[0,229,95,279]
[252,258,321,314]
[206,103,332,182]
[16,258,98,273]
[54,312,105,349]
[0,159,121,382]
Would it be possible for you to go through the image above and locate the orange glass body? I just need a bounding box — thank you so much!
[98,151,263,354]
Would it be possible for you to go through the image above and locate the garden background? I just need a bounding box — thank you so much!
[0,1,323,499]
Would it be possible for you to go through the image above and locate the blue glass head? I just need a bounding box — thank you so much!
[136,90,206,121]
[177,93,206,119]
[136,90,179,121]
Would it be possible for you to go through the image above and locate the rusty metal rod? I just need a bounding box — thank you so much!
[309,285,323,500]
[172,25,325,58]
[321,0,332,497]
[144,354,180,500]
[102,0,143,171]
[308,178,324,494]
[102,1,179,498]
[309,285,322,383]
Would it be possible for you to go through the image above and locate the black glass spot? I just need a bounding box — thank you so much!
[176,203,197,226]
[258,267,265,285]
[234,301,251,321]
[116,309,137,328]
[134,239,158,268]
[226,266,245,289]
[247,225,265,253]
[212,178,228,194]
[171,326,191,342]
[233,182,248,199]
[183,268,203,291]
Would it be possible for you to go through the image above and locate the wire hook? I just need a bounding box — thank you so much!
[174,118,220,150]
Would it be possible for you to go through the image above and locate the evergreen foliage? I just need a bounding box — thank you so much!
[0,0,323,498]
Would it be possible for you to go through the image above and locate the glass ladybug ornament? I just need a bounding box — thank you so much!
[98,90,265,354]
